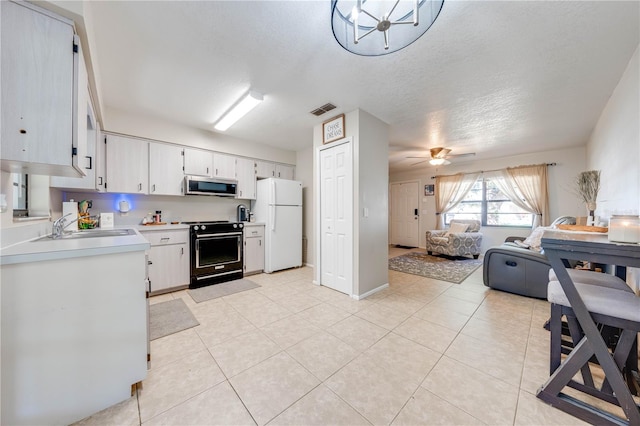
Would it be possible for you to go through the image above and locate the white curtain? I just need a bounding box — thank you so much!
[493,164,549,228]
[435,173,480,229]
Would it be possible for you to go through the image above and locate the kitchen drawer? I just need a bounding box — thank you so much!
[141,229,188,246]
[244,225,264,238]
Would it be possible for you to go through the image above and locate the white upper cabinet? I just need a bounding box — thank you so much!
[0,1,84,177]
[95,129,106,192]
[213,153,237,179]
[275,164,295,180]
[50,95,100,191]
[256,160,276,179]
[105,134,149,194]
[149,143,185,196]
[236,157,256,200]
[255,161,295,180]
[184,148,212,177]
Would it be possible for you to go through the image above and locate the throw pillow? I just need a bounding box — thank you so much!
[446,222,469,236]
[522,226,551,252]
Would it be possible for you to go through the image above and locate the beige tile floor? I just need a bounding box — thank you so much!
[76,246,608,425]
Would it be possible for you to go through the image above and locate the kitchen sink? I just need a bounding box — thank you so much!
[34,228,136,241]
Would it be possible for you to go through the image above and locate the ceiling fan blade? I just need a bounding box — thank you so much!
[410,160,429,166]
[447,152,476,158]
[406,156,430,159]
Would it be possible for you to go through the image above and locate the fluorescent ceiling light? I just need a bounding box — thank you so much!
[214,90,263,131]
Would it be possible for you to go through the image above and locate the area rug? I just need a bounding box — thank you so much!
[188,278,261,303]
[388,252,483,284]
[149,298,199,340]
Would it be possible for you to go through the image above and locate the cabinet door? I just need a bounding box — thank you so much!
[1,1,76,175]
[148,244,189,294]
[256,160,275,179]
[184,148,212,177]
[149,143,184,196]
[236,158,256,200]
[105,134,149,194]
[50,85,98,190]
[213,153,236,179]
[244,237,264,274]
[95,128,106,192]
[275,164,295,180]
[71,35,88,177]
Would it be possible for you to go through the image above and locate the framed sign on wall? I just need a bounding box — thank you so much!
[322,114,345,144]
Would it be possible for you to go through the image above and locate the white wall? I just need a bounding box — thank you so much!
[296,146,314,267]
[587,45,639,217]
[312,109,389,298]
[389,146,587,252]
[586,44,639,292]
[354,110,389,296]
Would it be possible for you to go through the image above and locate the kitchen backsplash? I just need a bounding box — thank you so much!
[63,192,251,225]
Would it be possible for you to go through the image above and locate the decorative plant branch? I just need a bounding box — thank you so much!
[574,170,601,204]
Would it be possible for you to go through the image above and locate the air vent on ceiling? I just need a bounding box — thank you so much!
[310,103,337,116]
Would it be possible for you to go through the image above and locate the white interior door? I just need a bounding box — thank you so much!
[390,181,420,247]
[320,141,352,295]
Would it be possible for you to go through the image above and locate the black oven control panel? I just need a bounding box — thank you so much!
[188,221,244,235]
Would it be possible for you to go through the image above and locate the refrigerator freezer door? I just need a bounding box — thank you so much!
[265,205,302,272]
[271,178,302,206]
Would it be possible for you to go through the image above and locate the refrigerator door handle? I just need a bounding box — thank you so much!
[271,179,276,205]
[271,205,276,231]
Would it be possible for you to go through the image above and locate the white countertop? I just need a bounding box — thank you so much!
[243,222,265,227]
[135,223,190,232]
[0,228,150,265]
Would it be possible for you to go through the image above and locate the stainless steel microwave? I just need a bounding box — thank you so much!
[184,175,238,197]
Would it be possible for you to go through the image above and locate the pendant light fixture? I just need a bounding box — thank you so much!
[214,90,264,131]
[331,0,444,56]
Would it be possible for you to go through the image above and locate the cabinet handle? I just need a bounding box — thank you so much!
[240,190,242,196]
[259,240,262,246]
[86,156,92,170]
[138,183,142,191]
[98,177,103,186]
[216,168,218,175]
[148,260,153,265]
[181,247,184,255]
[161,237,170,242]
[206,167,209,175]
[152,184,156,192]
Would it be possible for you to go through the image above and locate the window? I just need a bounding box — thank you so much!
[445,177,533,227]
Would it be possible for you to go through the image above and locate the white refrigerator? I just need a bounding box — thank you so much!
[252,178,303,273]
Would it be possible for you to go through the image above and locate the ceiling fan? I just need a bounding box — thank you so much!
[407,147,475,166]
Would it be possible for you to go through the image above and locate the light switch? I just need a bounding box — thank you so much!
[100,212,115,229]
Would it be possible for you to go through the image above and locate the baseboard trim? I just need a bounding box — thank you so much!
[352,283,389,300]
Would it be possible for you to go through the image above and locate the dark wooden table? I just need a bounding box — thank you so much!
[537,230,640,425]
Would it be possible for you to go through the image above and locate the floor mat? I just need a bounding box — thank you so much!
[388,252,482,284]
[149,298,199,340]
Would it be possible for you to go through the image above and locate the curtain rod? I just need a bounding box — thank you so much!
[430,162,556,180]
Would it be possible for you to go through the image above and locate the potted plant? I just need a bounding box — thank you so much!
[574,170,601,224]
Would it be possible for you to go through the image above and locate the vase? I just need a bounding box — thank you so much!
[586,202,597,225]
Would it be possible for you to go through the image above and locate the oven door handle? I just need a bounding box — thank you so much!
[196,232,243,238]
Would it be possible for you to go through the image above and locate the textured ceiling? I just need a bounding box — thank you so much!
[88,1,639,172]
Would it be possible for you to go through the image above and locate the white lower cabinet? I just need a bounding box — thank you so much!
[243,224,265,275]
[141,229,189,294]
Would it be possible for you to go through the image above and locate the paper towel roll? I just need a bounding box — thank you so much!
[62,202,78,231]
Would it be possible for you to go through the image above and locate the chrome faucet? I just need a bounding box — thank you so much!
[52,213,74,239]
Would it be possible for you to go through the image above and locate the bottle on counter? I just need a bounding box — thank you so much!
[155,211,162,223]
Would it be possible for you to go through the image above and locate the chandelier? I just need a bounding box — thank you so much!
[331,0,445,56]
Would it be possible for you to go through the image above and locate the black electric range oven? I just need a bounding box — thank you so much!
[184,221,244,288]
